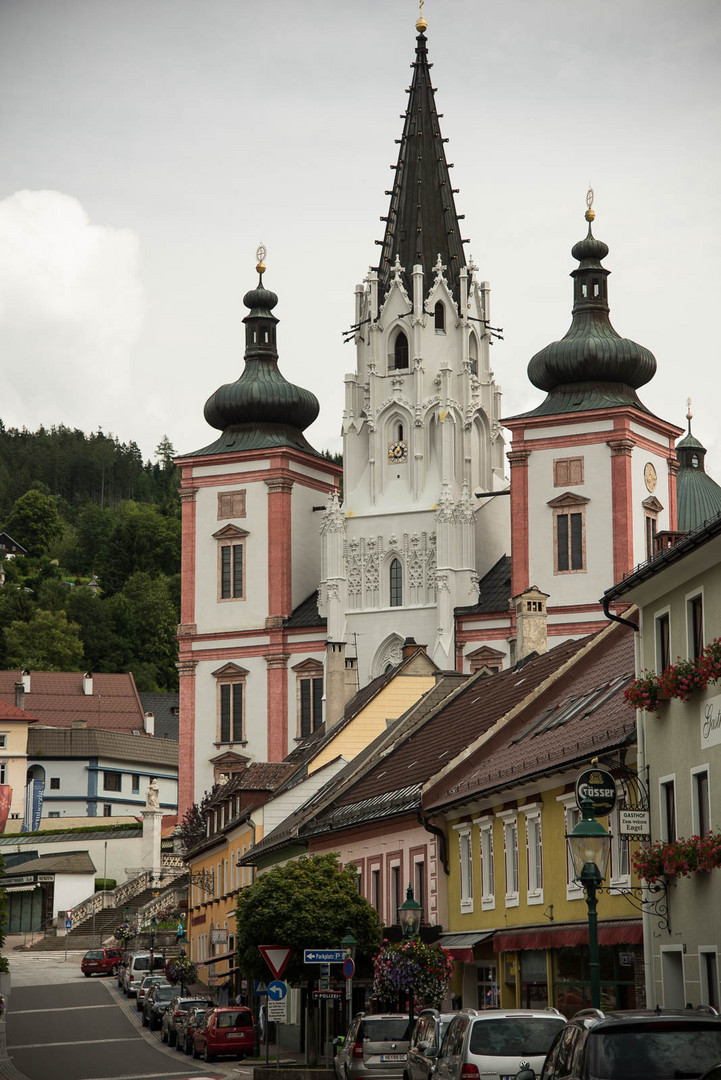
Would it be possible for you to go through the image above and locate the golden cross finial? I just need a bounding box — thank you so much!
[416,0,428,33]
[585,187,595,223]
[256,243,267,275]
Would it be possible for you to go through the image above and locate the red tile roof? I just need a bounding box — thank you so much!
[0,671,145,734]
[0,699,36,723]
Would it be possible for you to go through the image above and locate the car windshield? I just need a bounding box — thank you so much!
[469,1017,565,1056]
[588,1025,721,1079]
[361,1020,412,1042]
[217,1011,253,1028]
[182,999,210,1010]
[155,986,176,1001]
[141,977,166,987]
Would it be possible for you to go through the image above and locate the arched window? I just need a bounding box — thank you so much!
[394,332,409,370]
[389,558,403,607]
[396,423,404,441]
[469,333,478,375]
[434,301,445,331]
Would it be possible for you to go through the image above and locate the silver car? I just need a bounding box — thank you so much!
[335,1014,412,1080]
[433,1009,565,1080]
[406,1010,457,1080]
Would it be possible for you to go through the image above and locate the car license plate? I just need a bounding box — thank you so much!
[380,1055,405,1062]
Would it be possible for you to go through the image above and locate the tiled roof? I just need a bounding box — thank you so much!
[239,762,296,789]
[426,624,635,810]
[0,671,145,734]
[0,699,36,722]
[139,692,179,741]
[457,555,512,615]
[283,591,326,629]
[604,510,721,601]
[5,850,97,876]
[0,826,141,848]
[27,727,178,766]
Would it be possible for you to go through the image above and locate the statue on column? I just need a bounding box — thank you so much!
[146,778,160,810]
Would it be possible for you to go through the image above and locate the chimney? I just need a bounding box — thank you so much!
[72,717,87,729]
[14,682,25,710]
[21,669,30,693]
[402,637,427,660]
[144,711,155,736]
[83,672,93,696]
[344,656,358,702]
[512,586,549,661]
[325,642,357,730]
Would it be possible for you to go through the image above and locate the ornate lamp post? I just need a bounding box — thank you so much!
[566,799,611,1009]
[398,885,422,1028]
[341,927,358,1028]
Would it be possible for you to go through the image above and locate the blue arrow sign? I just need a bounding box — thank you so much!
[268,979,287,1001]
[304,949,347,963]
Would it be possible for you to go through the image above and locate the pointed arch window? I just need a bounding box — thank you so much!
[389,558,403,607]
[434,301,445,332]
[393,332,409,370]
[468,332,478,375]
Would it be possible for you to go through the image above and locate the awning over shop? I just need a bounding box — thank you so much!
[3,884,38,893]
[438,931,495,963]
[198,950,236,966]
[493,919,642,953]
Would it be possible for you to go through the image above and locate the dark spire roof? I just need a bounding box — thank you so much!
[676,407,721,532]
[187,257,322,458]
[507,201,658,421]
[376,26,467,304]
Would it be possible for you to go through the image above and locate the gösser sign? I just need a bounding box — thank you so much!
[701,693,721,749]
[575,767,617,817]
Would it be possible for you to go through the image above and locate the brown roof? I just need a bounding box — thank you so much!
[0,698,36,722]
[328,636,590,811]
[0,671,145,734]
[27,727,178,765]
[6,850,97,876]
[425,623,636,810]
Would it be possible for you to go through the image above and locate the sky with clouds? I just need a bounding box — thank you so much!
[1,0,719,474]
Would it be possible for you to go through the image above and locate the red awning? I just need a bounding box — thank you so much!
[493,919,642,953]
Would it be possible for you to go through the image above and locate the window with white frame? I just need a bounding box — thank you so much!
[660,776,677,842]
[497,810,519,907]
[609,804,631,885]
[522,804,543,903]
[692,766,711,836]
[687,591,704,661]
[558,794,584,899]
[456,826,474,912]
[699,948,720,1009]
[0,734,7,749]
[655,610,671,672]
[476,816,495,910]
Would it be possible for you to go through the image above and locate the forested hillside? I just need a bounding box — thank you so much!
[0,424,181,691]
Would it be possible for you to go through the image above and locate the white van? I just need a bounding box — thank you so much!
[123,952,166,996]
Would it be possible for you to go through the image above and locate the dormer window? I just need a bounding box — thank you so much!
[393,332,409,370]
[434,301,445,332]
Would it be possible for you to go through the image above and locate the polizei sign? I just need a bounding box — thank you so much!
[575,767,617,817]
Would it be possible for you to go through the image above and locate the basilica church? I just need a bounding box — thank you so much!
[175,13,721,812]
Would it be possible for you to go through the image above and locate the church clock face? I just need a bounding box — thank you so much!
[644,462,658,493]
[388,440,409,463]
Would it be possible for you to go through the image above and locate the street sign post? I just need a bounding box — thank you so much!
[259,945,292,979]
[314,989,343,1000]
[343,957,355,979]
[619,808,650,838]
[254,979,268,996]
[303,949,347,963]
[267,981,287,1021]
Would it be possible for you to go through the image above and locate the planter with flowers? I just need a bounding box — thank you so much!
[113,920,137,945]
[165,955,197,989]
[373,938,454,1009]
[625,638,721,715]
[633,831,721,884]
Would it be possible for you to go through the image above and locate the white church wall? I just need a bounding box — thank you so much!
[289,481,325,610]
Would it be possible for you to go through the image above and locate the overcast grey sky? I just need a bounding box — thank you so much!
[1,0,719,474]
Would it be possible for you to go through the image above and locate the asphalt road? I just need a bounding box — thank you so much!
[2,949,237,1080]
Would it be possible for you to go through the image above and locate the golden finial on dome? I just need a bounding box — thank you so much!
[687,397,693,423]
[416,0,428,33]
[585,187,595,223]
[256,242,267,275]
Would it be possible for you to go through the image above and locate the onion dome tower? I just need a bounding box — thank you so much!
[516,194,658,419]
[676,402,721,531]
[194,250,321,457]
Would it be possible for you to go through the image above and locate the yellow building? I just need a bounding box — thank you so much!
[424,620,647,1014]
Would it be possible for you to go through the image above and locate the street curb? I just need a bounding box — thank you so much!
[0,1022,32,1080]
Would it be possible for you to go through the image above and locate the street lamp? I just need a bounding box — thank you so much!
[149,914,157,973]
[398,885,422,1029]
[341,927,358,1028]
[566,798,611,1010]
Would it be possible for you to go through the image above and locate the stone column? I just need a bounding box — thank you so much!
[141,779,164,874]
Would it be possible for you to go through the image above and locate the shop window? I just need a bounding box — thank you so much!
[553,457,584,487]
[103,772,121,792]
[655,610,671,672]
[688,592,704,660]
[456,826,473,912]
[217,490,246,520]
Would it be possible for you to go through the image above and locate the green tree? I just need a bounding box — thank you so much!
[118,573,179,690]
[96,502,180,593]
[154,435,176,468]
[4,608,84,670]
[4,488,62,557]
[236,854,381,1059]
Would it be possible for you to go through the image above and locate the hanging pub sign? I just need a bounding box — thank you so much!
[575,766,617,817]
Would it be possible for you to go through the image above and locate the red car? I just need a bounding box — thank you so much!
[193,1006,255,1062]
[81,948,123,977]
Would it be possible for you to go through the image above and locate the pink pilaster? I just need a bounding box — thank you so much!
[508,447,531,598]
[265,478,294,623]
[607,437,635,580]
[177,656,197,815]
[265,652,290,760]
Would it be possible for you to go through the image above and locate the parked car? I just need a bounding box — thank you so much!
[162,995,212,1047]
[123,952,166,996]
[192,1006,255,1062]
[80,948,122,977]
[177,1005,213,1055]
[335,1013,413,1080]
[117,950,134,988]
[531,1007,721,1080]
[142,983,177,1030]
[434,1008,565,1080]
[406,1009,457,1080]
[136,975,170,1013]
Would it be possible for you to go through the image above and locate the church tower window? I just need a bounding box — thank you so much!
[393,332,409,370]
[434,301,445,332]
[389,558,403,607]
[220,541,244,599]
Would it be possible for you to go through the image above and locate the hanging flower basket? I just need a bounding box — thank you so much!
[633,831,721,883]
[624,638,721,714]
[113,920,137,942]
[373,939,454,1009]
[165,955,197,987]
